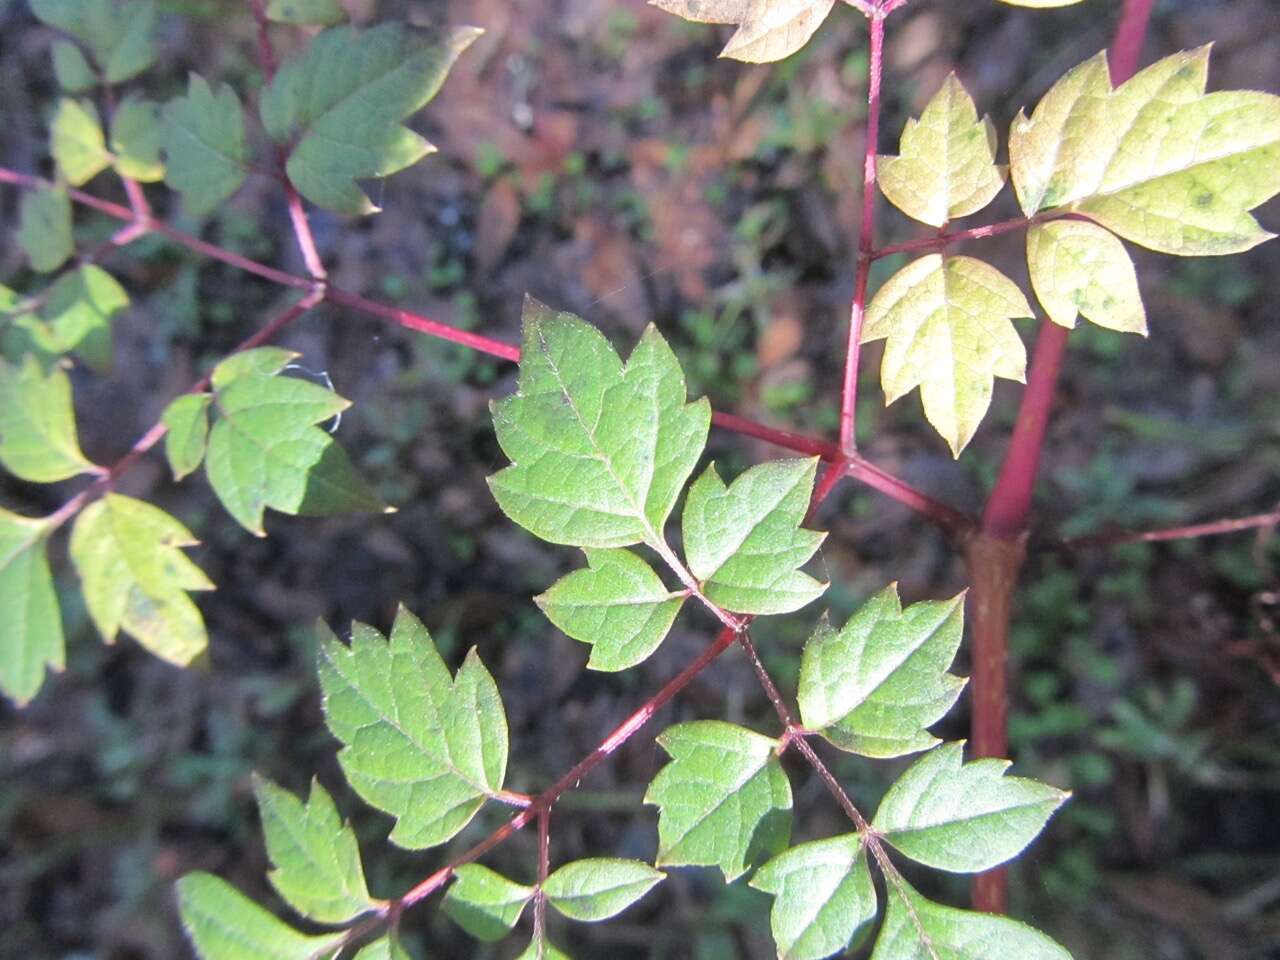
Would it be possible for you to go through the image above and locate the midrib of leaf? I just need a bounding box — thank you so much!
[666,743,774,846]
[699,469,805,584]
[167,120,248,171]
[271,805,362,909]
[883,868,943,960]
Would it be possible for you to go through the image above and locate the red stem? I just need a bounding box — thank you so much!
[1062,509,1280,549]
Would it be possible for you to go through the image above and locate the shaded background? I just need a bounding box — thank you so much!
[2,0,1279,957]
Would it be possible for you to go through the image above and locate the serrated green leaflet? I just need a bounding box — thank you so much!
[442,864,533,941]
[1027,219,1146,334]
[516,936,572,960]
[0,355,99,482]
[490,298,710,549]
[536,548,685,671]
[52,40,95,92]
[543,858,664,921]
[162,393,212,481]
[253,775,376,924]
[0,509,64,707]
[749,834,876,960]
[317,607,509,849]
[7,265,129,371]
[862,254,1031,457]
[353,936,412,960]
[259,23,481,214]
[111,97,165,183]
[51,98,110,186]
[31,0,157,85]
[645,720,792,881]
[267,0,346,25]
[162,74,249,216]
[870,875,1072,960]
[878,74,1006,228]
[177,872,345,960]
[204,346,385,536]
[1011,48,1280,255]
[871,742,1069,873]
[69,493,213,665]
[681,458,826,615]
[18,184,72,274]
[798,585,966,759]
[650,0,835,64]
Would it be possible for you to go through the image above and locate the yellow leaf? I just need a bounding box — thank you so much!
[1027,220,1146,334]
[650,0,836,64]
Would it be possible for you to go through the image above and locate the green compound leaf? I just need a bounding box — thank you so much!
[176,872,345,960]
[267,0,346,25]
[878,74,1007,228]
[862,254,1031,457]
[536,548,685,671]
[353,936,413,960]
[52,98,111,186]
[111,96,165,183]
[18,184,73,274]
[69,493,214,665]
[162,393,212,481]
[1010,47,1280,255]
[162,74,249,216]
[0,508,64,707]
[490,298,710,549]
[204,346,386,536]
[870,875,1072,960]
[51,40,95,92]
[253,775,377,924]
[749,834,877,960]
[871,741,1069,873]
[644,720,792,882]
[7,264,129,372]
[317,606,509,849]
[798,585,966,759]
[0,355,99,482]
[516,936,573,960]
[543,858,665,922]
[31,0,157,85]
[681,458,826,615]
[650,0,835,64]
[259,23,481,214]
[1026,219,1146,335]
[442,864,533,942]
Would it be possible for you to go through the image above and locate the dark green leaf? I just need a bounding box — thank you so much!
[17,184,73,274]
[162,74,249,216]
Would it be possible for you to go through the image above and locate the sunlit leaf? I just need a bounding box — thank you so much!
[0,354,99,482]
[51,98,110,186]
[442,864,533,941]
[353,936,413,960]
[543,858,664,922]
[111,96,165,183]
[1026,219,1146,334]
[162,393,212,482]
[650,0,836,64]
[162,74,249,216]
[177,872,344,960]
[17,184,73,274]
[6,264,129,371]
[515,936,573,960]
[0,508,64,706]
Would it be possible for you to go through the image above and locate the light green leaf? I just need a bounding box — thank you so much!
[516,936,573,960]
[0,508,64,706]
[490,298,710,549]
[204,346,386,536]
[267,0,346,25]
[798,585,966,759]
[442,864,533,942]
[1011,48,1280,255]
[871,741,1069,873]
[536,548,685,671]
[18,184,73,274]
[878,74,1007,227]
[210,346,298,389]
[259,23,481,214]
[0,354,98,482]
[176,872,345,960]
[317,606,509,849]
[543,858,664,922]
[51,40,95,92]
[9,264,129,371]
[1026,219,1146,334]
[111,96,165,183]
[862,255,1031,457]
[650,0,835,64]
[162,393,212,481]
[870,875,1072,960]
[749,834,877,960]
[31,0,157,84]
[253,775,376,924]
[353,936,413,960]
[644,720,792,882]
[52,98,111,186]
[681,458,826,615]
[69,493,213,665]
[162,74,249,216]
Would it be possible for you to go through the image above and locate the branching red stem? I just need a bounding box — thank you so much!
[1062,509,1280,549]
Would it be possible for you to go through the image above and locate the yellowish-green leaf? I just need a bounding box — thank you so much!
[162,393,212,481]
[0,355,99,482]
[878,74,1007,227]
[177,872,344,960]
[862,255,1031,457]
[267,0,346,25]
[52,98,111,186]
[69,493,214,665]
[6,265,129,372]
[18,184,73,274]
[650,0,836,64]
[353,937,413,960]
[111,96,165,183]
[0,508,64,706]
[1027,219,1146,333]
[1011,48,1280,255]
[443,865,533,941]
